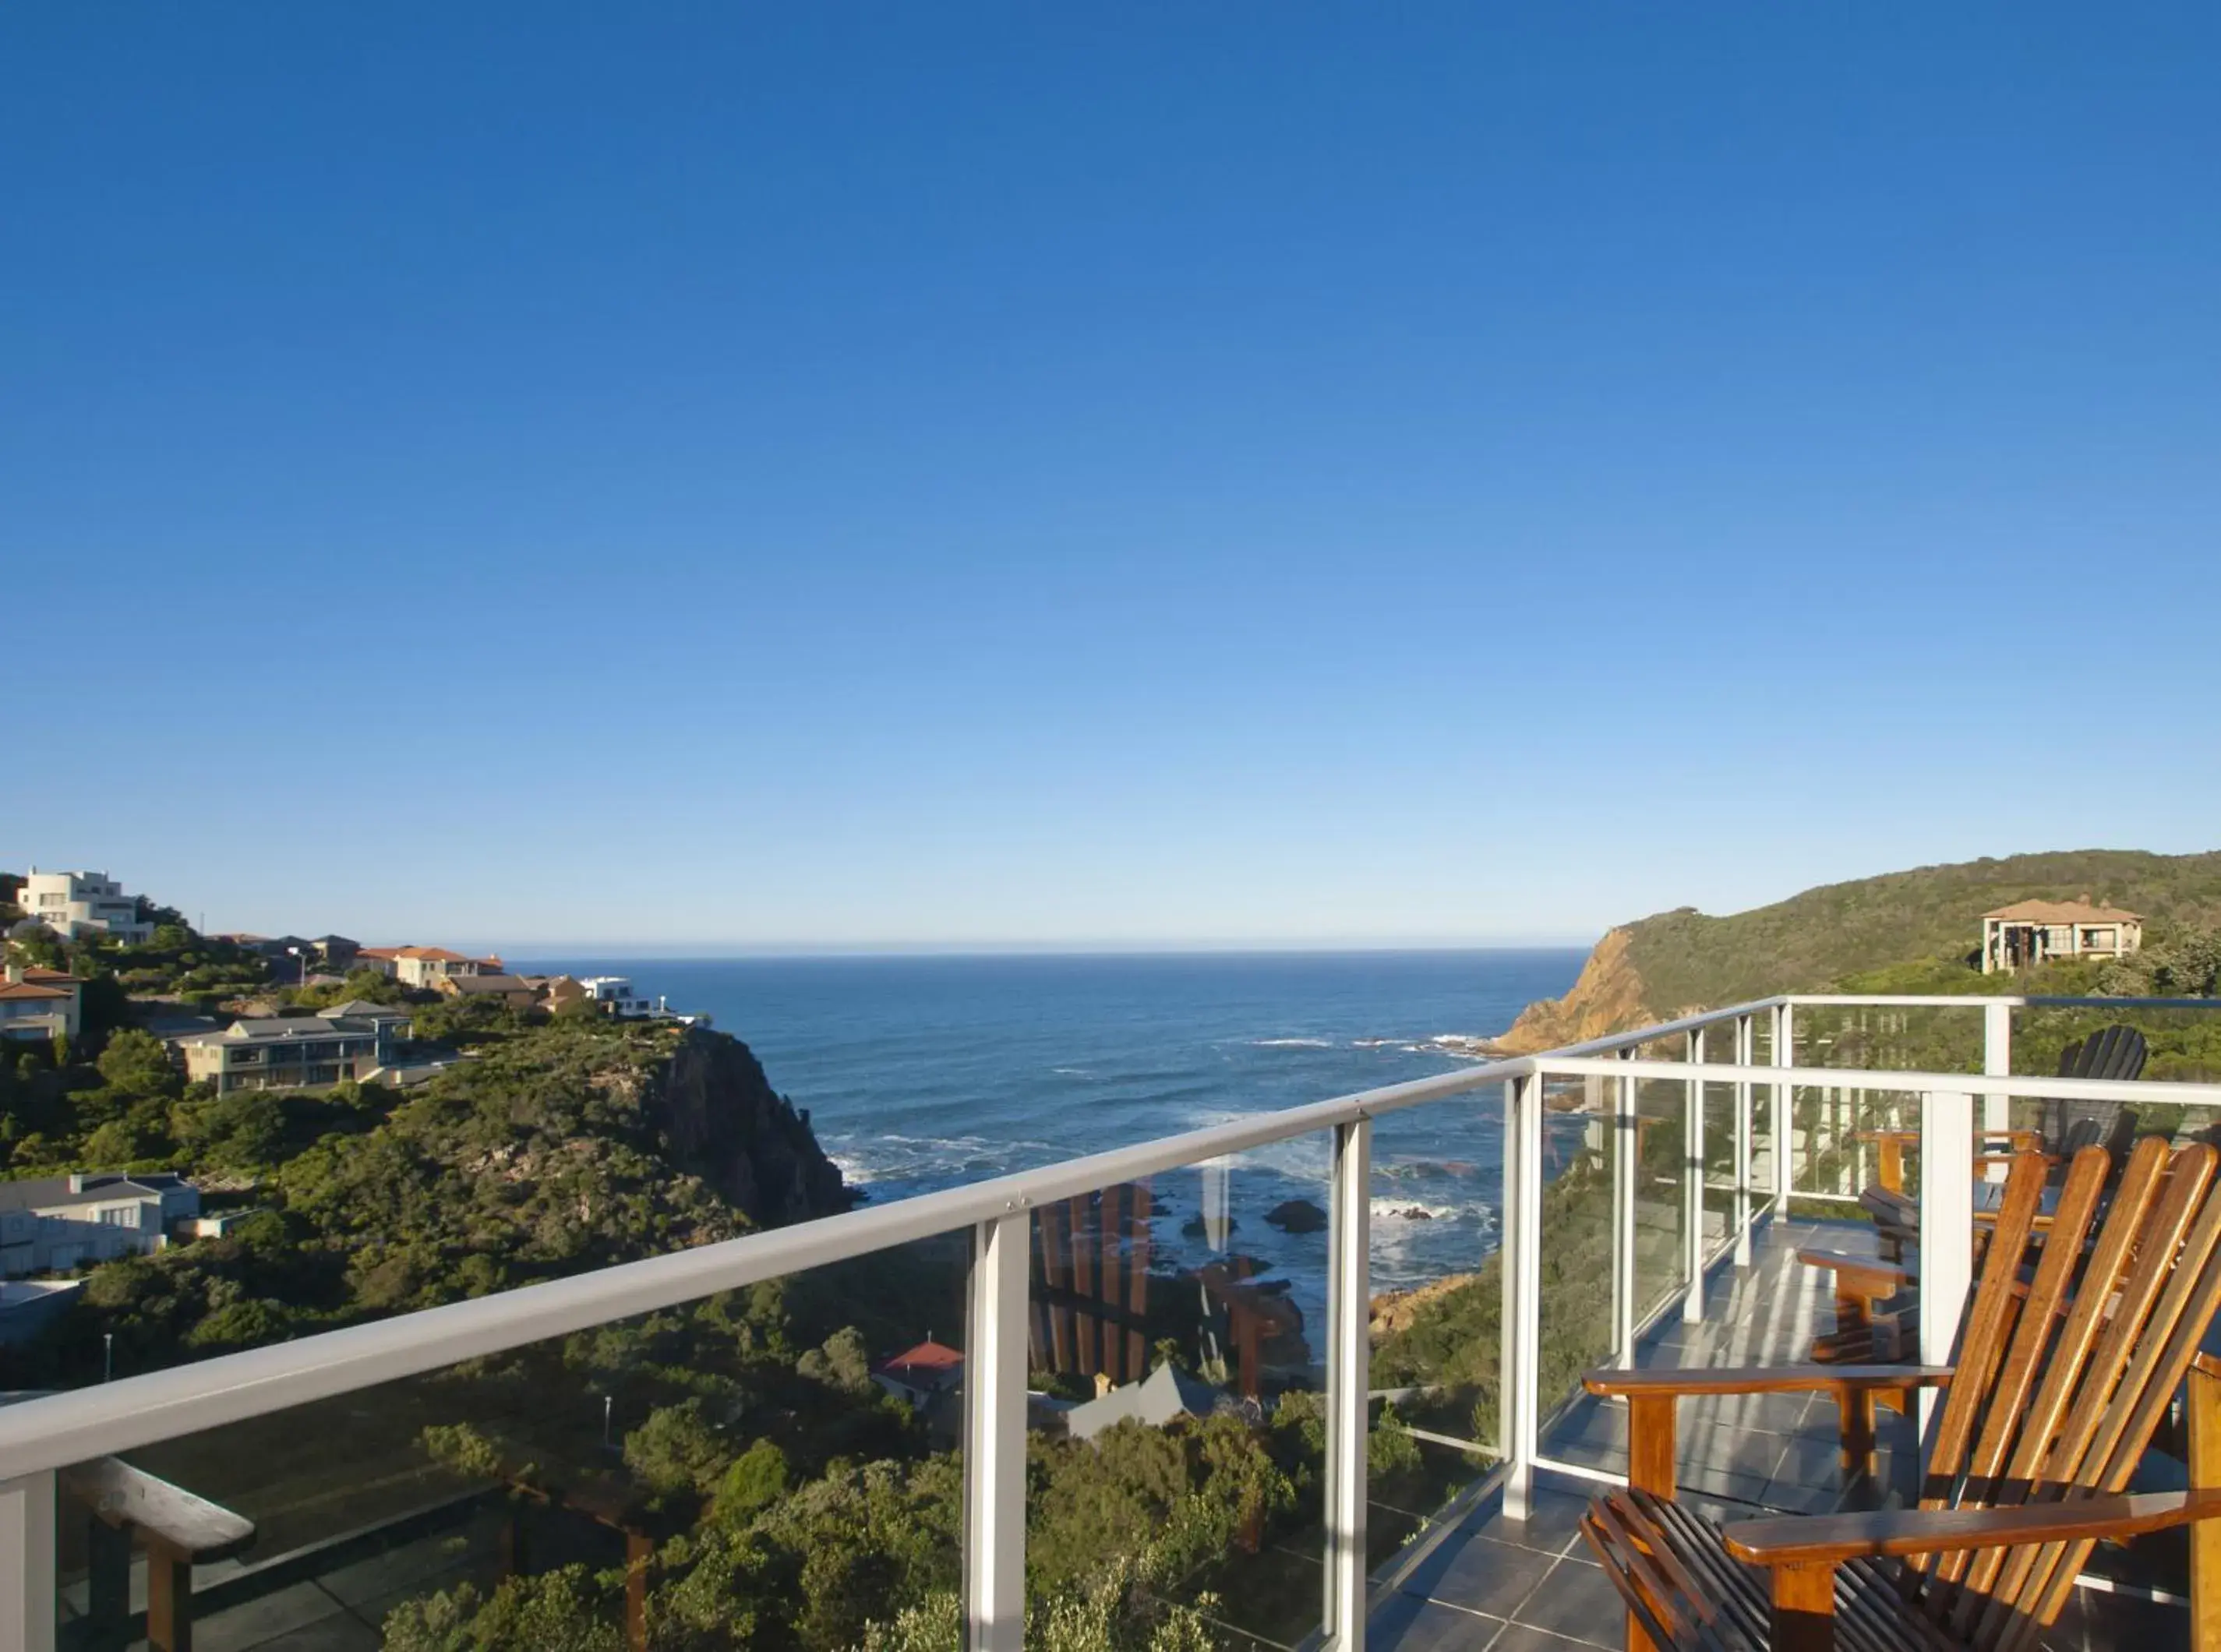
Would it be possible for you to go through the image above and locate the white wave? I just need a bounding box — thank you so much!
[1252,1037,1334,1049]
[1368,1197,1495,1226]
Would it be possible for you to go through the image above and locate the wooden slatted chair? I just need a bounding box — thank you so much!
[1803,1028,2152,1363]
[1581,1138,2221,1651]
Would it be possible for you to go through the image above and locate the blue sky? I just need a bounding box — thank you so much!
[7,5,2218,948]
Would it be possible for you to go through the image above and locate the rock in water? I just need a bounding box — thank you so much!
[1263,1198,1329,1234]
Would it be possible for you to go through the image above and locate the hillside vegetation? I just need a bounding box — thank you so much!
[1499,848,2221,1050]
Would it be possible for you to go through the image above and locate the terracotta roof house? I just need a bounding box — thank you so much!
[1981,897,2144,973]
[873,1339,966,1407]
[389,947,505,989]
[0,965,79,1042]
[430,972,537,1008]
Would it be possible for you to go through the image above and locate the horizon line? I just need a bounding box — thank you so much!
[471,936,1601,961]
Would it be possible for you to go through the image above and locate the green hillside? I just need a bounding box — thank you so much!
[1625,848,2221,1013]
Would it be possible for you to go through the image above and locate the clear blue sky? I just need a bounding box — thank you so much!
[8,5,2218,948]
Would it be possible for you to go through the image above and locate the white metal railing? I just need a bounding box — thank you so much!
[2,990,2218,1651]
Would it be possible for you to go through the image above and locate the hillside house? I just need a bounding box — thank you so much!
[580,976,658,1018]
[431,972,538,1008]
[388,947,505,989]
[0,965,80,1042]
[175,1014,398,1093]
[16,869,152,944]
[1981,898,2145,973]
[0,1173,200,1276]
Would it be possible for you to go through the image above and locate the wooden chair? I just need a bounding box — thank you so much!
[1581,1139,2221,1650]
[1803,1027,2151,1360]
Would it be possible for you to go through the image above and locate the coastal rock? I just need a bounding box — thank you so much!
[1368,1271,1483,1340]
[1262,1198,1328,1234]
[1385,1205,1433,1221]
[1180,1214,1238,1240]
[648,1028,854,1227]
[1490,926,1652,1054]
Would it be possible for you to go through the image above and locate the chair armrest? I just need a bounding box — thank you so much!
[1796,1249,1915,1294]
[1724,1490,2221,1566]
[1851,1129,1921,1145]
[1584,1364,1952,1400]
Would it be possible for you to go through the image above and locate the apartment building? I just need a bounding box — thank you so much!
[16,869,153,944]
[176,1014,398,1094]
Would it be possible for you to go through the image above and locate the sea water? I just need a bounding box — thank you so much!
[514,949,1586,1342]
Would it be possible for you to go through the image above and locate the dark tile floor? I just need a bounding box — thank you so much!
[1367,1214,2188,1651]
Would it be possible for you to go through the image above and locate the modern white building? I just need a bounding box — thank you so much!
[16,870,153,944]
[0,1173,200,1277]
[579,976,659,1017]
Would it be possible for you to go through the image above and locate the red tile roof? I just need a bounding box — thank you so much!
[0,982,71,1002]
[1983,898,2142,924]
[880,1339,965,1374]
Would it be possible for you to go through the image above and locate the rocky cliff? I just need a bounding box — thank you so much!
[648,1027,855,1227]
[1492,926,1652,1053]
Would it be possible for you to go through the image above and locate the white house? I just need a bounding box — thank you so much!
[580,976,658,1017]
[1981,898,2145,974]
[16,870,152,944]
[0,1173,201,1277]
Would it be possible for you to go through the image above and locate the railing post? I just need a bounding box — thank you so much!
[1612,1050,1637,1366]
[1733,1014,1754,1267]
[964,1213,1030,1652]
[0,1471,56,1652]
[1917,1087,1976,1438]
[1683,1029,1704,1323]
[1500,1074,1543,1522]
[1324,1117,1372,1649]
[1774,1002,1793,1205]
[1983,1001,2012,1184]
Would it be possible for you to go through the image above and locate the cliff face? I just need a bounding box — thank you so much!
[648,1028,854,1227]
[1492,927,1654,1053]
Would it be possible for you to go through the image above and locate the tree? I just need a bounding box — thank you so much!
[623,1400,732,1502]
[796,1325,872,1393]
[95,1029,178,1099]
[714,1438,789,1523]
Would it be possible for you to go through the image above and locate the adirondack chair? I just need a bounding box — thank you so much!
[1803,1027,2151,1361]
[1580,1139,2221,1651]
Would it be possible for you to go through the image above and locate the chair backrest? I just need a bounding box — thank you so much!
[2042,1024,2149,1154]
[1905,1138,2221,1650]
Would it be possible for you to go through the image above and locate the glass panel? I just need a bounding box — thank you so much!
[1633,1060,1687,1325]
[1025,1135,1331,1652]
[53,1241,971,1652]
[1533,1068,1616,1428]
[1367,1091,1502,1581]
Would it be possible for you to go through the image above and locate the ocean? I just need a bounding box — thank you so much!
[513,948,1587,1331]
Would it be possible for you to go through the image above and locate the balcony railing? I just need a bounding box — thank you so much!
[2,991,2218,1651]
